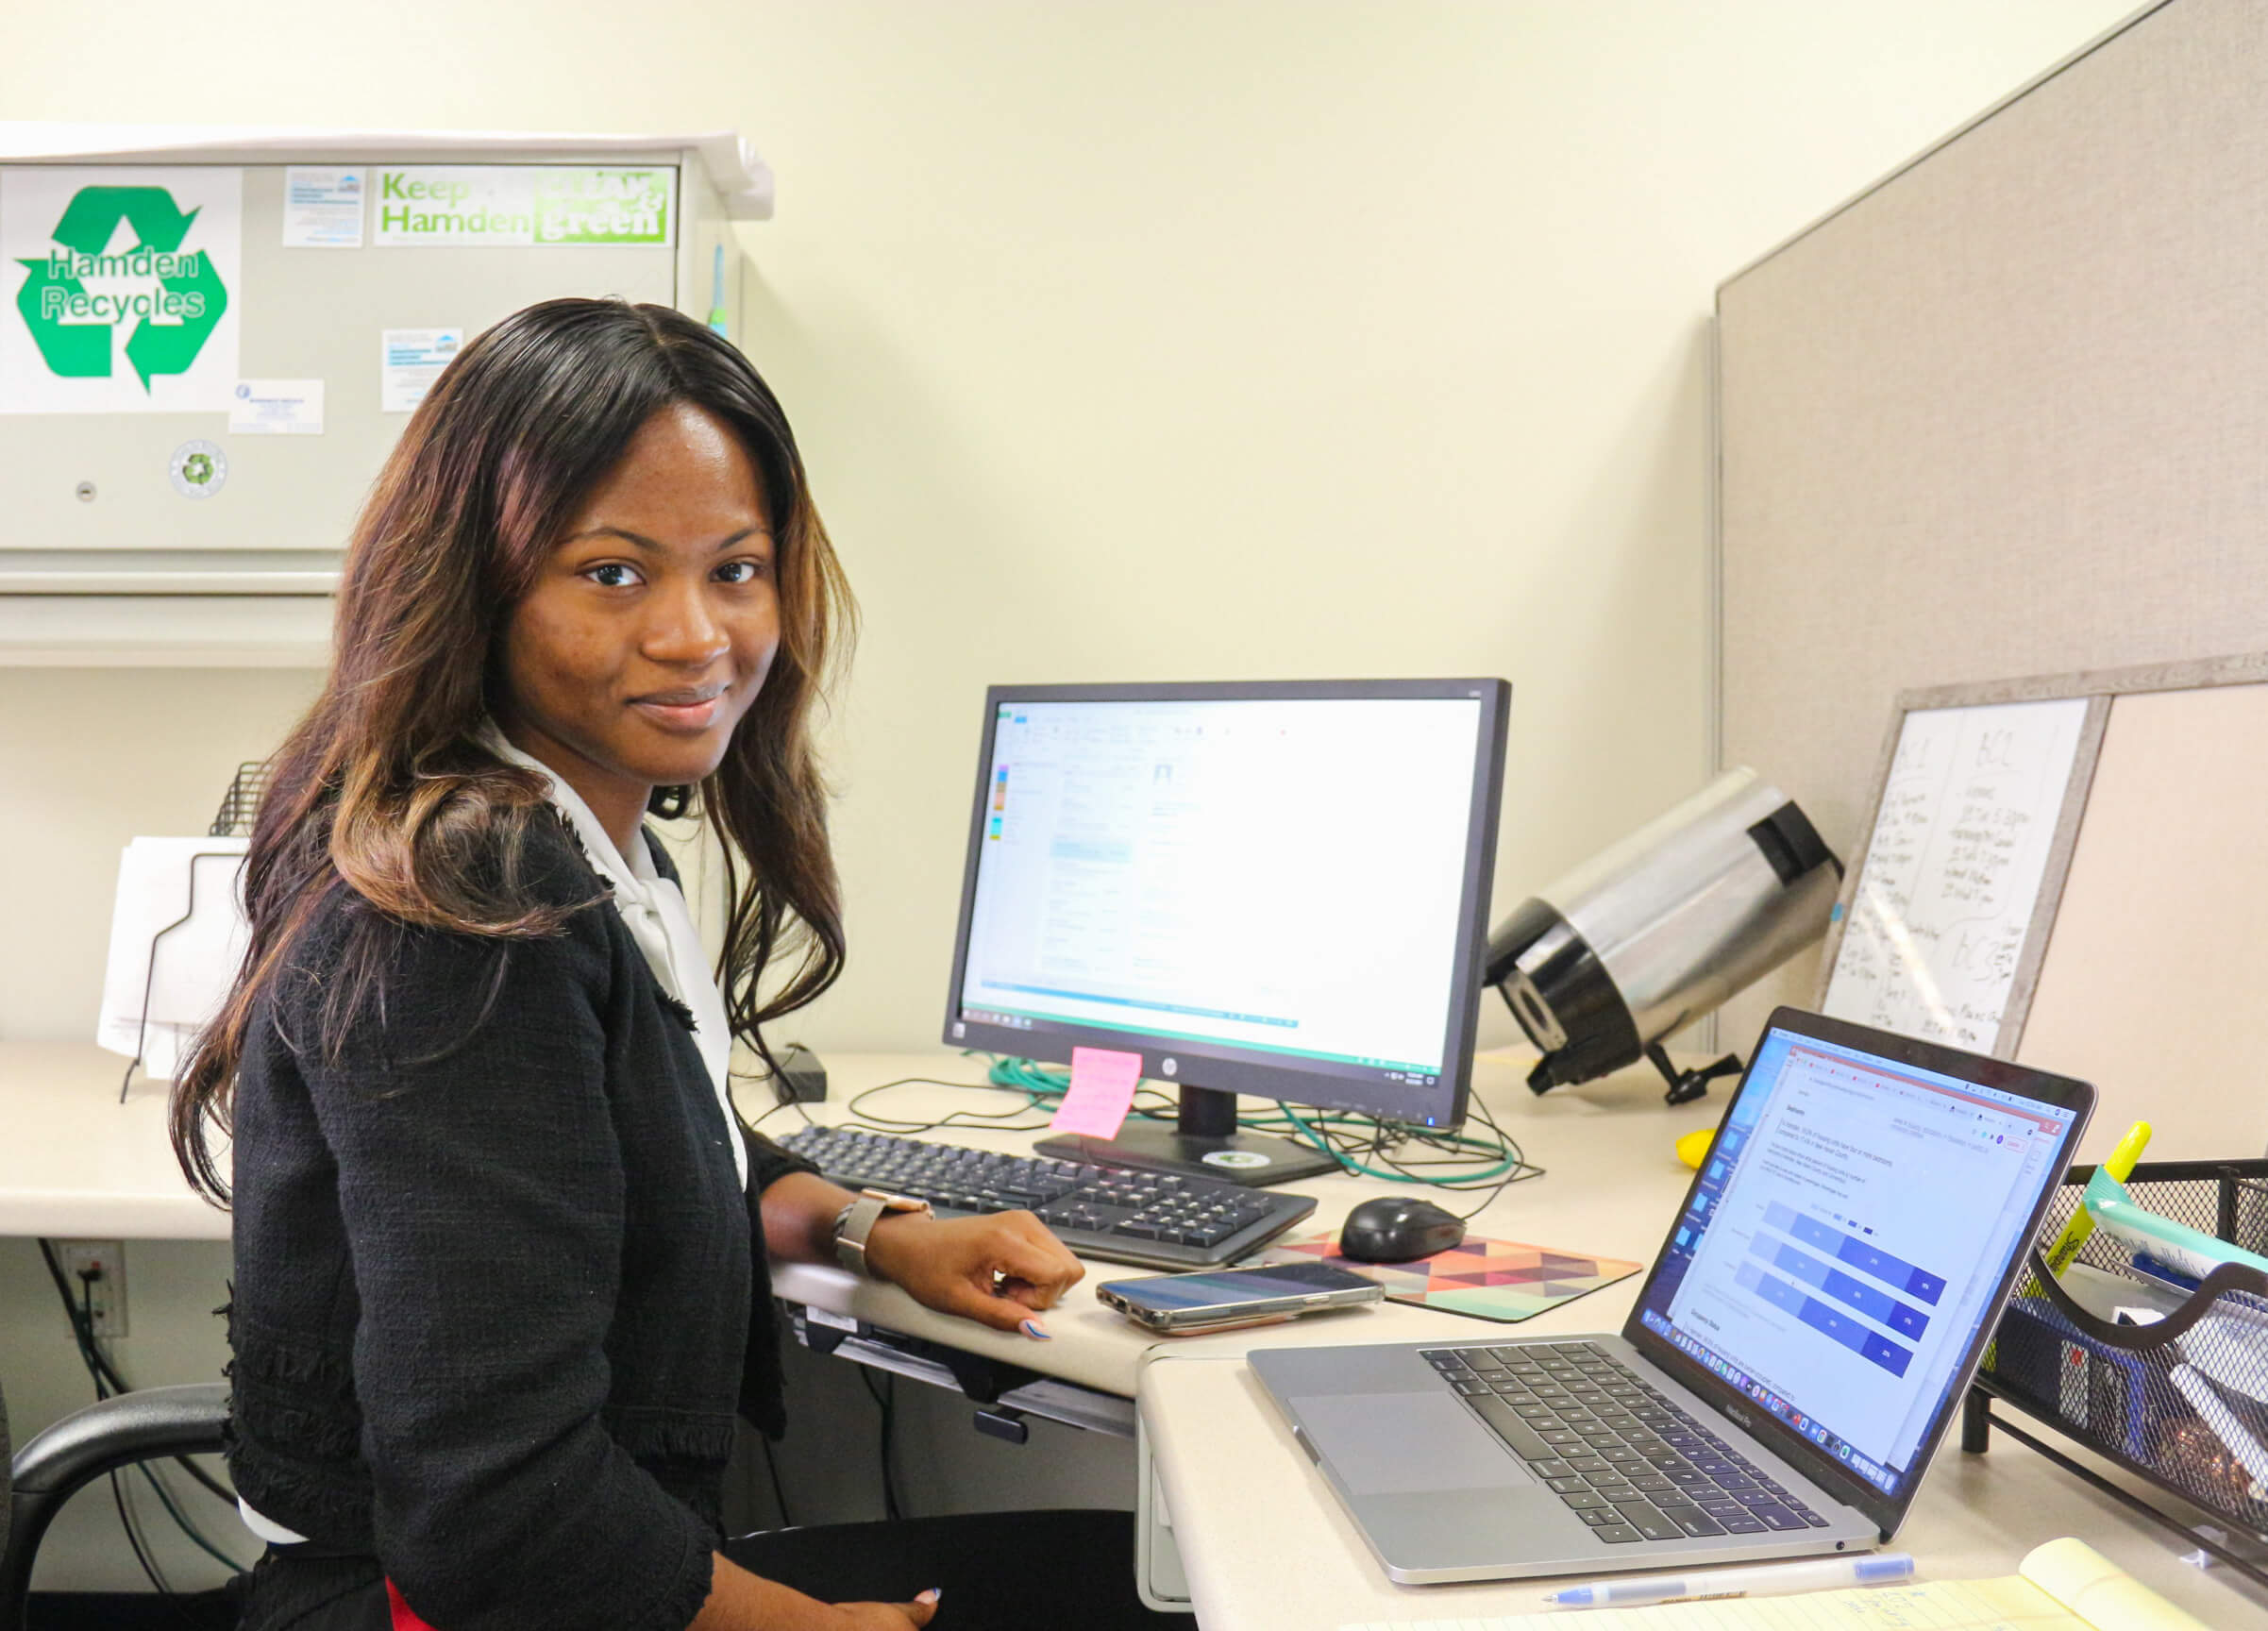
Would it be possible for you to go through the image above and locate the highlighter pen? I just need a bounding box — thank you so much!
[2043,1119,2153,1277]
[1986,1118,2152,1372]
[707,243,731,337]
[1540,1551,1914,1608]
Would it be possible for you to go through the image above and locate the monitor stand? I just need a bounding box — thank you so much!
[1033,1085,1340,1187]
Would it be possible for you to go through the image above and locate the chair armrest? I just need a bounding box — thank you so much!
[4,1382,231,1627]
[10,1384,229,1495]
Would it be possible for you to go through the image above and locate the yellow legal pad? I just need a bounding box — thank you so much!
[1336,1539,2211,1630]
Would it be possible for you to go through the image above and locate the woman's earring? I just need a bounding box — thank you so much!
[647,784,693,819]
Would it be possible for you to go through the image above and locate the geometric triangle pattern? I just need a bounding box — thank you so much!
[1259,1230,1644,1324]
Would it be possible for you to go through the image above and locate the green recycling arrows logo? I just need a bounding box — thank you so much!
[14,186,228,390]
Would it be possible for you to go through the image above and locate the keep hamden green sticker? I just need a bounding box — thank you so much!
[373,166,675,248]
[531,169,675,245]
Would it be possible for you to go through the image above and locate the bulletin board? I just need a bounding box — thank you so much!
[1809,653,2268,1160]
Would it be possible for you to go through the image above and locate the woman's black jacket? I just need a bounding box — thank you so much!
[226,812,817,1631]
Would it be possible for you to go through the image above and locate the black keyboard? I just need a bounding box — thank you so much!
[779,1125,1317,1270]
[1422,1340,1834,1545]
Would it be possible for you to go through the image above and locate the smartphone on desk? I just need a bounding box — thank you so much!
[1097,1261,1383,1335]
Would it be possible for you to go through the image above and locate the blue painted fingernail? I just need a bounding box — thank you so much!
[918,1588,941,1604]
[1020,1318,1052,1340]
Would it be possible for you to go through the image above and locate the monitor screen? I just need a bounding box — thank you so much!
[1634,1022,2082,1505]
[942,680,1509,1129]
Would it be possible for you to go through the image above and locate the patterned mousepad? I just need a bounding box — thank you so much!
[1260,1230,1644,1323]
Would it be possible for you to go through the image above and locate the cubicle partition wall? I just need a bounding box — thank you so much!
[1715,0,2268,1152]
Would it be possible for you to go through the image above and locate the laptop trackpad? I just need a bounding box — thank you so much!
[1294,1392,1531,1495]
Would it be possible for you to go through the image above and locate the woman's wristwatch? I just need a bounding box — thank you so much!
[832,1188,934,1277]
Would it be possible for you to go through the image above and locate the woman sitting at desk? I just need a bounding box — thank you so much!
[171,298,1161,1631]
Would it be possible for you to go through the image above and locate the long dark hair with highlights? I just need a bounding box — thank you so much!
[171,297,854,1204]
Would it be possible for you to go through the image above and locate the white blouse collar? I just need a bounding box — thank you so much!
[475,719,657,896]
[473,719,746,1188]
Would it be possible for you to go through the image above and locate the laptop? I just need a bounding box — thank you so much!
[1249,1007,2093,1585]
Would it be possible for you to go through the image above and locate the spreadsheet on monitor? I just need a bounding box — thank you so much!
[958,695,1486,1078]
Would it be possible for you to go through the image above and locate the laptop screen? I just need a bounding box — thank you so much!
[1633,1023,2081,1503]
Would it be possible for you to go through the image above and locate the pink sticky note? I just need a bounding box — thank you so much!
[1050,1047,1143,1140]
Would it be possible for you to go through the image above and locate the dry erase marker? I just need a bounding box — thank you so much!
[1540,1552,1914,1607]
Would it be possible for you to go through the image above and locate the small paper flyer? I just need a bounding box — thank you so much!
[380,328,462,413]
[281,167,365,248]
[229,378,325,435]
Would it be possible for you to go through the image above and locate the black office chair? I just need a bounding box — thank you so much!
[2,1382,230,1629]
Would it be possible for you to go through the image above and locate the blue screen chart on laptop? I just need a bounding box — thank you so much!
[1636,1026,2077,1500]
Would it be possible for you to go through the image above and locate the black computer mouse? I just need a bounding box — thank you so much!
[1336,1197,1468,1264]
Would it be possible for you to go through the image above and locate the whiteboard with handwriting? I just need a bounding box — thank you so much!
[1820,698,2092,1052]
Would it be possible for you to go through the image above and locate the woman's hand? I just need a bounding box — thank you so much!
[864,1210,1084,1337]
[833,1592,939,1628]
[696,1556,938,1630]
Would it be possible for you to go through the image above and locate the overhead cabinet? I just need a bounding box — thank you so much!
[0,128,771,664]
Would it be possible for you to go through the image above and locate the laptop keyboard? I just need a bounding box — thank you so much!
[1420,1340,1832,1545]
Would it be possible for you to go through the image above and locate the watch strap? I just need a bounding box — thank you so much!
[832,1188,931,1277]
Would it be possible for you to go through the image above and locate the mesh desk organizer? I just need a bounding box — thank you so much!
[116,760,268,1101]
[1967,1158,2268,1589]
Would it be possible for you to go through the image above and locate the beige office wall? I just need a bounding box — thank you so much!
[0,0,2134,1593]
[0,669,327,1042]
[0,0,2134,1058]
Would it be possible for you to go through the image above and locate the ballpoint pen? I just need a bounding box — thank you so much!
[1540,1552,1915,1608]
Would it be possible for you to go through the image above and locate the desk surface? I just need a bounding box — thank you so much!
[753,1047,1717,1399]
[1,1041,230,1238]
[9,1042,2265,1625]
[1141,1352,2266,1628]
[756,1053,2268,1628]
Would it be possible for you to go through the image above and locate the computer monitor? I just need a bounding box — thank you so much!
[941,678,1512,1186]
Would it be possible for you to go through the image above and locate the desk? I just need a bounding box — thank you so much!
[745,1049,1727,1404]
[8,1042,2265,1625]
[1140,1352,2268,1627]
[0,1042,229,1238]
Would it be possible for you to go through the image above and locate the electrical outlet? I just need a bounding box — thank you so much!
[56,1239,127,1339]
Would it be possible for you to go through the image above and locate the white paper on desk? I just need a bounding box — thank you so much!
[96,836,251,1081]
